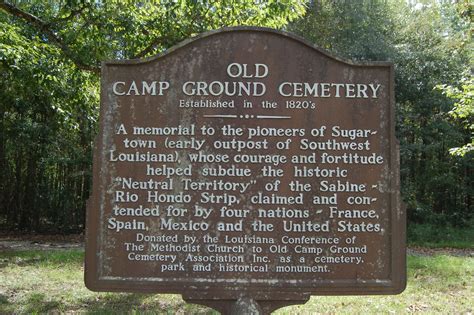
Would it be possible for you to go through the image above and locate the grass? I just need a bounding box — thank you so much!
[0,250,213,314]
[277,254,473,314]
[407,222,474,248]
[0,250,472,314]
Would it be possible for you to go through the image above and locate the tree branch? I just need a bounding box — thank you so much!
[131,35,171,59]
[48,3,90,25]
[131,2,187,60]
[0,1,100,74]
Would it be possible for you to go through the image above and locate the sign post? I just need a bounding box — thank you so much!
[85,27,406,314]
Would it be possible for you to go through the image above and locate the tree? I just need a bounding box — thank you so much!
[436,1,473,157]
[438,73,473,156]
[0,1,306,232]
[289,0,472,226]
[288,0,396,61]
[0,1,306,73]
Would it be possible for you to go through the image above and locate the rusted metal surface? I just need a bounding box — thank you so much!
[85,27,406,312]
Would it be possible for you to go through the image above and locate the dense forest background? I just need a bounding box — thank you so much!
[0,1,472,233]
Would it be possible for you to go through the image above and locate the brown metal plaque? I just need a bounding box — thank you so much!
[85,27,406,302]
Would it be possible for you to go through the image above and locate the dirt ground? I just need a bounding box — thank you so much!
[0,234,472,257]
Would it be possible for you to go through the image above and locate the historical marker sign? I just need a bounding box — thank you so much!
[85,27,405,311]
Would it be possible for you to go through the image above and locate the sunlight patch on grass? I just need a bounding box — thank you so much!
[0,250,472,314]
[276,255,473,314]
[0,249,216,314]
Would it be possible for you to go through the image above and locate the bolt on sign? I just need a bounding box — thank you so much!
[85,27,406,313]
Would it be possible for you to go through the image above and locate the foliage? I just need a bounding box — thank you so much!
[1,1,306,70]
[437,73,474,156]
[1,249,473,314]
[289,0,473,227]
[288,0,395,61]
[393,2,472,227]
[0,1,306,232]
[1,0,472,231]
[0,15,98,232]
